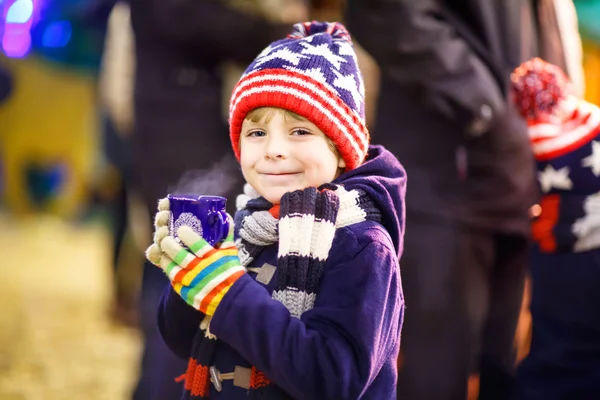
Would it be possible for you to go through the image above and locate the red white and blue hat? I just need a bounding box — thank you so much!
[511,58,600,253]
[510,57,600,161]
[229,21,369,170]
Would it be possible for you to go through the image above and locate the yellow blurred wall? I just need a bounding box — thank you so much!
[583,39,600,105]
[0,56,99,217]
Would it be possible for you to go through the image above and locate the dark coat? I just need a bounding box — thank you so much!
[128,0,291,214]
[345,0,555,234]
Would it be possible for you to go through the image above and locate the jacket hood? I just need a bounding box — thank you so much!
[334,145,407,256]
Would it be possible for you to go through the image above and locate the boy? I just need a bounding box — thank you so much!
[146,21,406,399]
[511,58,600,398]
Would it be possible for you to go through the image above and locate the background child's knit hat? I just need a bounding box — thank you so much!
[510,57,600,161]
[510,57,570,123]
[229,21,369,170]
[511,58,600,254]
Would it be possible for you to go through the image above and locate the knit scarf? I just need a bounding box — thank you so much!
[178,183,381,399]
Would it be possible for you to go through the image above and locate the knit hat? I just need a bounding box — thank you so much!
[511,58,600,254]
[510,57,570,123]
[510,57,600,161]
[229,21,369,170]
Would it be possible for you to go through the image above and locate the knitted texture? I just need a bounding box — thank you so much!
[160,221,246,316]
[177,324,218,400]
[511,57,570,123]
[229,21,369,170]
[234,183,381,317]
[511,59,600,253]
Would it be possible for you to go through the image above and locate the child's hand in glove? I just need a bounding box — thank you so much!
[149,214,246,316]
[145,197,171,266]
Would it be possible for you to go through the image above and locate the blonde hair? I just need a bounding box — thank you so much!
[244,107,339,156]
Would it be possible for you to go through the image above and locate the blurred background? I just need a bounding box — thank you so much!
[0,1,142,399]
[0,0,599,399]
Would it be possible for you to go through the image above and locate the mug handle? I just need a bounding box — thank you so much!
[217,210,230,245]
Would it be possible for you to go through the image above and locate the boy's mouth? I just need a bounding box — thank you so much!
[260,172,301,182]
[260,172,300,176]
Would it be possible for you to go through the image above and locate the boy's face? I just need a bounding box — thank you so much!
[240,108,346,205]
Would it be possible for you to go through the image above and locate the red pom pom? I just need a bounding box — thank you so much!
[510,58,570,122]
[287,21,353,44]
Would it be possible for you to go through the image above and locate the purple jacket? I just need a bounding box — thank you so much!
[158,145,406,399]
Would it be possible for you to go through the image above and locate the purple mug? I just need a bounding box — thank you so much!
[167,194,229,248]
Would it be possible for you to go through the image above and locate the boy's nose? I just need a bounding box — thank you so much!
[264,135,288,160]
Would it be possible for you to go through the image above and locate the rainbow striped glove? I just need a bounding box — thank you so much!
[153,215,246,316]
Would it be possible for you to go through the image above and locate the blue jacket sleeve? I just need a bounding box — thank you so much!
[210,226,404,399]
[157,285,205,359]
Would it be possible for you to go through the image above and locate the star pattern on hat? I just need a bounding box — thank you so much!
[243,31,365,113]
[538,165,573,193]
[298,40,347,70]
[253,47,307,68]
[283,66,328,86]
[332,68,364,112]
[581,141,600,177]
[335,40,365,94]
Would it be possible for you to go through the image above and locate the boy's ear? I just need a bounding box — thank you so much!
[338,157,346,169]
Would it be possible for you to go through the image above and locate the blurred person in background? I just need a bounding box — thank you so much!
[0,66,13,104]
[126,1,295,398]
[97,1,138,328]
[0,65,11,198]
[511,57,600,400]
[345,0,583,399]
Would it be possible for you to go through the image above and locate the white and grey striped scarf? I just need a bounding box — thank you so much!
[234,182,381,318]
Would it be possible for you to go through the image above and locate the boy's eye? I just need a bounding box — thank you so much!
[247,130,266,137]
[291,129,311,136]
